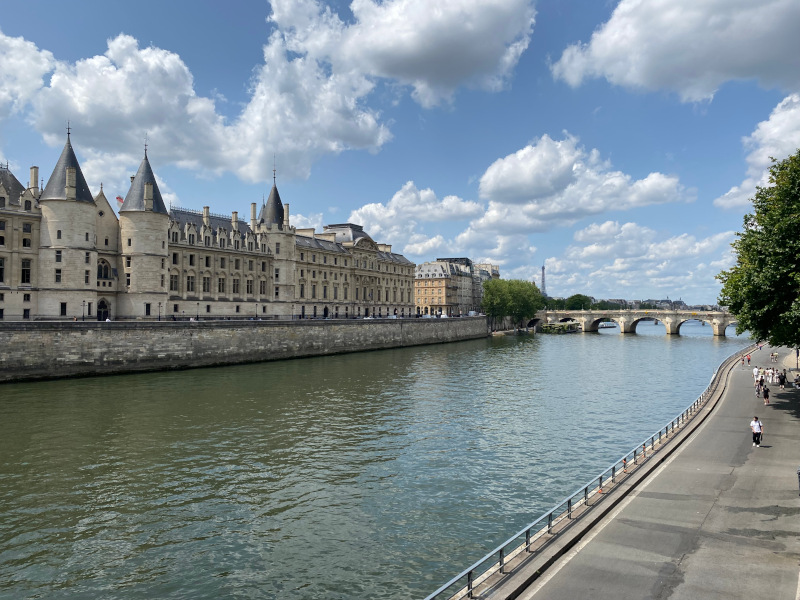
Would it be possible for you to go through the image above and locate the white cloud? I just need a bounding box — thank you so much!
[0,30,54,118]
[348,180,482,245]
[551,0,800,102]
[714,93,800,209]
[475,133,693,232]
[544,223,735,300]
[272,0,536,108]
[291,212,325,230]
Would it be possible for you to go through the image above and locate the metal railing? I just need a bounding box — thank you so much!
[424,342,756,600]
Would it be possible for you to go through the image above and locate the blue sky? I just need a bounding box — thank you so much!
[2,0,799,304]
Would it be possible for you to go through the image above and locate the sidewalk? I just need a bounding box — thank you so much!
[499,345,800,600]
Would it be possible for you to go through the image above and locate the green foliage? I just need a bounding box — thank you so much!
[564,294,593,310]
[592,299,623,310]
[717,150,800,347]
[639,302,657,310]
[544,297,566,309]
[482,279,545,328]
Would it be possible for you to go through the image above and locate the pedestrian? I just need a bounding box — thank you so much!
[747,354,751,366]
[762,386,770,405]
[778,371,786,390]
[750,416,763,447]
[752,365,759,381]
[741,356,746,369]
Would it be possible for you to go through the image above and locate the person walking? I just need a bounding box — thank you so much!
[750,416,763,447]
[763,385,770,405]
[747,354,751,366]
[778,371,786,390]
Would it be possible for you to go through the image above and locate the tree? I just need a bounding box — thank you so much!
[482,279,508,330]
[717,150,800,347]
[506,279,545,328]
[564,294,593,310]
[482,279,545,329]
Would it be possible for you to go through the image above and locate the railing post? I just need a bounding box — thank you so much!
[568,498,572,519]
[499,548,505,574]
[584,486,588,504]
[526,528,531,551]
[633,448,637,465]
[467,570,474,598]
[612,465,616,483]
[547,512,553,533]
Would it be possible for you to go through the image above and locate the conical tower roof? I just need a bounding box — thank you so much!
[119,152,168,214]
[40,134,95,203]
[258,184,284,229]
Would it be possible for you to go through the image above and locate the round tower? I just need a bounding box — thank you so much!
[117,151,169,319]
[37,133,99,319]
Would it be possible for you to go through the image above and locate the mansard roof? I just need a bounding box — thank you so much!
[0,164,25,205]
[40,134,95,203]
[258,184,284,228]
[119,153,168,214]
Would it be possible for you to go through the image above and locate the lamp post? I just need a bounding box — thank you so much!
[255,302,258,319]
[81,300,85,321]
[158,302,162,321]
[196,302,199,320]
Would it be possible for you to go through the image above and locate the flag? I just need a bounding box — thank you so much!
[116,195,124,208]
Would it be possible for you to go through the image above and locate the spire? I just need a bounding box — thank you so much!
[119,152,168,214]
[40,133,95,203]
[258,184,284,229]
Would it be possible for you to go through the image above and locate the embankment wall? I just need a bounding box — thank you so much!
[0,317,489,383]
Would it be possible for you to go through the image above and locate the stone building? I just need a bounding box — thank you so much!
[0,134,415,321]
[414,258,499,316]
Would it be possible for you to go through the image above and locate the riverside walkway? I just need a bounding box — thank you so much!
[489,346,800,600]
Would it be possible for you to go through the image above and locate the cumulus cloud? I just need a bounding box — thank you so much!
[348,180,482,244]
[551,0,800,102]
[272,0,536,107]
[714,94,800,209]
[0,30,54,118]
[544,222,735,300]
[475,133,693,232]
[291,212,325,230]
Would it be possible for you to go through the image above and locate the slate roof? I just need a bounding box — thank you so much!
[0,165,25,206]
[40,135,95,204]
[295,235,349,254]
[258,185,284,228]
[169,207,248,243]
[119,153,168,214]
[322,223,374,245]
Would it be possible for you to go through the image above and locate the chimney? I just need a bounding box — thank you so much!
[203,206,210,227]
[144,182,153,211]
[250,202,257,230]
[231,211,238,231]
[284,203,290,228]
[66,167,76,200]
[30,166,39,193]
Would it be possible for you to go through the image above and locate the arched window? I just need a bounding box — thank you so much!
[97,259,111,280]
[24,200,31,211]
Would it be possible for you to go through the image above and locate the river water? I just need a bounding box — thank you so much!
[0,322,750,600]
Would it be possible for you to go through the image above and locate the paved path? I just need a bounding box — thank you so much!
[513,345,800,600]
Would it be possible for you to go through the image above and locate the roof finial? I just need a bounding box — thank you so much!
[66,120,71,138]
[144,132,148,157]
[273,154,276,186]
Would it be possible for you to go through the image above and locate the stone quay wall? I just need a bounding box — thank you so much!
[0,316,489,383]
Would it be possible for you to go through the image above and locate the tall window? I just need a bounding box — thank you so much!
[246,279,253,294]
[260,280,267,295]
[186,276,195,292]
[170,274,179,291]
[21,259,31,284]
[233,278,240,294]
[218,278,226,293]
[203,277,211,293]
[275,243,280,254]
[0,258,4,282]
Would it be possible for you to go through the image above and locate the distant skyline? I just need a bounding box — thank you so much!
[1,0,799,303]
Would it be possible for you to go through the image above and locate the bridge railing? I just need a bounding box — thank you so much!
[423,342,757,600]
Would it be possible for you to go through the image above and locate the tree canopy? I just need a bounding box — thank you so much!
[564,294,593,310]
[482,279,545,328]
[717,149,800,347]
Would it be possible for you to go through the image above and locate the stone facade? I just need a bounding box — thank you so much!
[0,316,489,382]
[0,135,415,321]
[414,258,498,316]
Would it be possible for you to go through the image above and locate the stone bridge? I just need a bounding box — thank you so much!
[531,309,737,336]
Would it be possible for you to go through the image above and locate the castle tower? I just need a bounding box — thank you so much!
[257,182,296,315]
[37,133,98,319]
[117,150,169,319]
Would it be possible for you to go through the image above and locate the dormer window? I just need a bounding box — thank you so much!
[24,200,31,211]
[189,234,195,245]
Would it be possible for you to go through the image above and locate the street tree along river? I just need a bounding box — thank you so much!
[718,149,800,348]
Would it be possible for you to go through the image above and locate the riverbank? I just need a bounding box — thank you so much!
[0,316,489,383]
[488,344,800,600]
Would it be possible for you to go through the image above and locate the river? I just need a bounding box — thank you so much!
[0,321,750,599]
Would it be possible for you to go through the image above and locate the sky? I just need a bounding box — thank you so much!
[1,0,799,304]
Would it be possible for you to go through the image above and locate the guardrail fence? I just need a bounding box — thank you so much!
[424,342,757,600]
